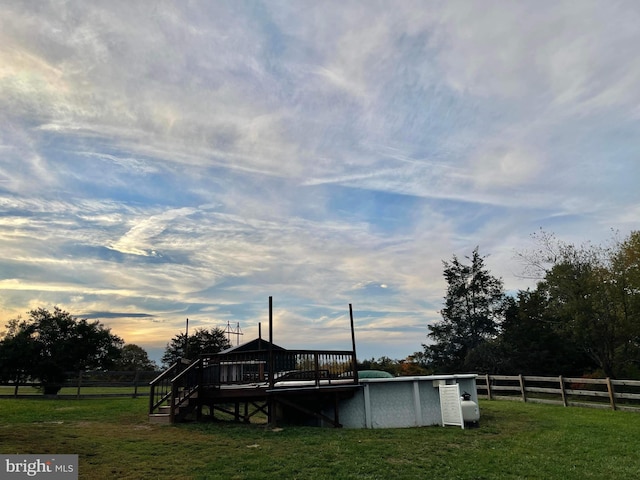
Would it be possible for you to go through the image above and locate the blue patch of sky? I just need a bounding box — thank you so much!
[209,302,263,321]
[245,1,288,72]
[325,185,425,234]
[65,244,192,265]
[535,213,590,233]
[0,205,39,218]
[39,134,217,206]
[427,196,521,236]
[356,282,395,298]
[566,123,640,197]
[0,259,48,282]
[373,33,506,159]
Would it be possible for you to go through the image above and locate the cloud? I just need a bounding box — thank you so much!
[108,207,198,256]
[0,1,638,363]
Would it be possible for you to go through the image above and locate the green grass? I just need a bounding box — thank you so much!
[1,398,639,479]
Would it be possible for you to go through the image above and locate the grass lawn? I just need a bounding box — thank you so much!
[1,398,639,479]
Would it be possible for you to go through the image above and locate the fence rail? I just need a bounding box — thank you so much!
[0,370,159,398]
[477,374,640,412]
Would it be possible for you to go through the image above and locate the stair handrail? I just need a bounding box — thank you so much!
[169,358,202,423]
[149,361,181,415]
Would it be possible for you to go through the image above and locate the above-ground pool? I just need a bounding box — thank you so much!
[323,374,478,429]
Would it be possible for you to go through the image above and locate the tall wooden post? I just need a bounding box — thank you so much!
[258,322,264,380]
[268,297,274,388]
[268,297,275,426]
[185,318,189,360]
[349,304,358,384]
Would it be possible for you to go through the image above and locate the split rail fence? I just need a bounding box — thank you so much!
[0,370,159,398]
[476,374,640,412]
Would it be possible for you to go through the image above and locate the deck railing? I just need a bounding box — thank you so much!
[201,349,358,388]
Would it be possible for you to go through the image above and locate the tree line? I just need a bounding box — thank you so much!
[420,230,640,379]
[0,307,231,394]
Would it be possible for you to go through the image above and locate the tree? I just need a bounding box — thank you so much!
[161,327,231,367]
[609,231,640,377]
[518,230,640,378]
[114,344,158,371]
[0,307,123,394]
[496,288,594,376]
[0,325,37,385]
[423,247,506,372]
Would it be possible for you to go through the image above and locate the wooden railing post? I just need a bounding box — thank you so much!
[314,352,320,386]
[606,377,617,410]
[559,375,568,407]
[485,374,492,400]
[519,375,527,402]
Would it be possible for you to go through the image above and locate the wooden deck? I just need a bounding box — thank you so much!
[149,348,361,427]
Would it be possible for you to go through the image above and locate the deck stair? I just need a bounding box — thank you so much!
[148,389,199,424]
[148,358,201,424]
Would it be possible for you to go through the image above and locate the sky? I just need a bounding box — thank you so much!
[1,1,639,365]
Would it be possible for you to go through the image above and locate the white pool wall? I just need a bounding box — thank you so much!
[325,374,478,429]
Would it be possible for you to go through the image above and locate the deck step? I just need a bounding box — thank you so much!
[148,414,172,425]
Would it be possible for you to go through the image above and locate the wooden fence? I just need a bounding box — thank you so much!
[0,370,159,398]
[5,370,640,412]
[477,374,640,412]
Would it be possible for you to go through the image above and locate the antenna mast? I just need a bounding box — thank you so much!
[224,320,244,345]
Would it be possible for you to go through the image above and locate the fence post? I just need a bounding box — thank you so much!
[559,375,568,407]
[519,374,527,402]
[133,370,139,399]
[485,374,492,400]
[76,371,82,399]
[606,377,617,411]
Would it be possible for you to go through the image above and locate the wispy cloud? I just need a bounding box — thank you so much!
[0,1,638,361]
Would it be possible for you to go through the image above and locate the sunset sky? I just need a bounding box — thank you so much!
[1,1,638,364]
